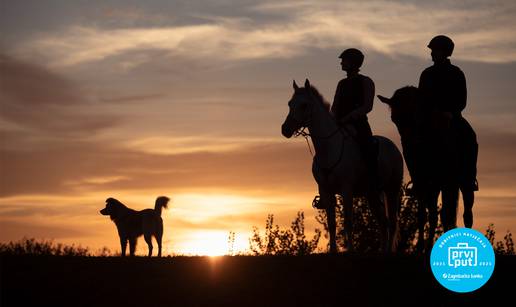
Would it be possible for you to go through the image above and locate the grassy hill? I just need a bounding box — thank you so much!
[1,254,513,306]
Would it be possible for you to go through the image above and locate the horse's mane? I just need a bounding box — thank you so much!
[307,85,331,112]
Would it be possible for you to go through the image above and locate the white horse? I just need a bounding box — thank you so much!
[281,79,403,253]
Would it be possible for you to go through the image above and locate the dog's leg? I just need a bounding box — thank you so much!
[157,223,163,257]
[120,238,128,257]
[157,235,162,257]
[144,234,153,257]
[129,238,137,256]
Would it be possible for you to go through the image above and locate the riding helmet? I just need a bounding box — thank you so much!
[428,35,454,57]
[339,48,364,69]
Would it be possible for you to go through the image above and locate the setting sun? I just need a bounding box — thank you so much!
[176,231,234,256]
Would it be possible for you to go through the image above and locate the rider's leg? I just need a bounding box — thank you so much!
[355,120,380,196]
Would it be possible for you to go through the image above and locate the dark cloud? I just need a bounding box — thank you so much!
[99,93,165,104]
[0,53,118,136]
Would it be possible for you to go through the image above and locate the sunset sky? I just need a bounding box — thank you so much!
[1,0,515,255]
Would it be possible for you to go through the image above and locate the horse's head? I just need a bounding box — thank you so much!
[378,86,418,127]
[281,79,322,138]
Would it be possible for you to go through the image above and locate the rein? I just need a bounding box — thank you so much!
[291,95,349,173]
[294,125,343,158]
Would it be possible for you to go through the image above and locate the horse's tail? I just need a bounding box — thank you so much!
[154,196,170,217]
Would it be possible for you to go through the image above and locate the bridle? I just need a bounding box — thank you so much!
[288,89,348,172]
[289,90,343,140]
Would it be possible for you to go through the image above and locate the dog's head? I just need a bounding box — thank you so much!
[100,197,125,220]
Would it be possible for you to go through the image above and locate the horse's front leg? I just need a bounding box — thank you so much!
[441,185,459,231]
[325,196,337,254]
[416,189,426,254]
[368,192,388,253]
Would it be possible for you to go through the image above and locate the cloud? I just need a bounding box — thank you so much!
[122,135,282,155]
[0,135,315,198]
[12,0,516,69]
[0,54,118,137]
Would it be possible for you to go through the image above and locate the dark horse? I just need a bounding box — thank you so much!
[379,87,478,252]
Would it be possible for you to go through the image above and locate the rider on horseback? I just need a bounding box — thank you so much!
[331,48,380,198]
[418,35,478,228]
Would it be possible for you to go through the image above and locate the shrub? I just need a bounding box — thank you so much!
[485,224,515,255]
[0,238,114,256]
[0,237,91,256]
[249,211,321,255]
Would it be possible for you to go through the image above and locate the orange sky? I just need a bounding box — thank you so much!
[1,0,515,255]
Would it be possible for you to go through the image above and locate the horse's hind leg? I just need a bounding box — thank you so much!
[416,191,426,254]
[462,188,474,228]
[369,193,388,252]
[385,187,400,253]
[441,186,459,231]
[426,188,439,251]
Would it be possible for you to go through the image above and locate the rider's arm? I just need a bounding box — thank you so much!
[349,76,374,120]
[450,68,467,114]
[331,80,343,117]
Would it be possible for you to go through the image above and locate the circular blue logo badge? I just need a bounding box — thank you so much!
[430,228,495,293]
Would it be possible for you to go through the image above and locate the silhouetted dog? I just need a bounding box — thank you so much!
[100,196,169,257]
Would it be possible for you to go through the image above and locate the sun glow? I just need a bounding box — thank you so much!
[176,231,233,256]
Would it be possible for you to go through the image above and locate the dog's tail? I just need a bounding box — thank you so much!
[155,196,170,217]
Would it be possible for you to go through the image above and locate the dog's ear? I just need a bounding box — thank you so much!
[106,197,125,207]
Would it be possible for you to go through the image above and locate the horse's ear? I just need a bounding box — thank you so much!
[377,95,392,105]
[293,80,299,91]
[305,78,311,89]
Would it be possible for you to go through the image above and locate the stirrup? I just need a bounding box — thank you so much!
[312,195,326,209]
